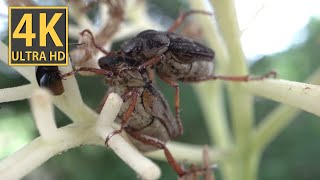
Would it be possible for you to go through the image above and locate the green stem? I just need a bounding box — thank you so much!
[243,150,261,180]
[209,0,247,71]
[189,0,232,149]
[253,105,299,152]
[195,83,231,146]
[209,0,254,146]
[188,0,230,68]
[208,0,256,179]
[189,1,238,179]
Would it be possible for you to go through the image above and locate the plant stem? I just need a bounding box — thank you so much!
[208,1,256,180]
[188,0,255,179]
[243,150,260,180]
[209,0,246,72]
[0,124,98,180]
[244,79,320,117]
[189,0,232,149]
[146,141,230,164]
[252,68,320,152]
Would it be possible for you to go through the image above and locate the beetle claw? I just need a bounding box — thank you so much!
[105,129,122,147]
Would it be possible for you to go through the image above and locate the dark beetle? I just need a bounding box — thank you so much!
[121,29,215,81]
[36,66,64,95]
[113,11,216,128]
[35,43,83,96]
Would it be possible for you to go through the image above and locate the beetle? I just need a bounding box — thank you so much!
[80,10,276,134]
[61,55,188,176]
[36,66,64,95]
[35,43,86,95]
[36,66,112,96]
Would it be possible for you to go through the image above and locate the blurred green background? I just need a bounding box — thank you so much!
[1,0,320,179]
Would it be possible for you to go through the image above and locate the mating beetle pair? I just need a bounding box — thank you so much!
[36,10,276,177]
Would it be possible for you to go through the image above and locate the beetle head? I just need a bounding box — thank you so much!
[98,55,139,72]
[98,55,122,72]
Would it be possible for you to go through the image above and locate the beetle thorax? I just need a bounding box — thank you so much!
[121,30,170,60]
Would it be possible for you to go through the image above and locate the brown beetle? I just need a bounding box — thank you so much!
[60,54,188,176]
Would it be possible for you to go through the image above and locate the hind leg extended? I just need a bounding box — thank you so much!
[125,128,186,177]
[181,71,277,82]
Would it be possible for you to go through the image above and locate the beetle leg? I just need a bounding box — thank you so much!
[125,128,186,177]
[180,70,277,82]
[167,10,212,32]
[159,76,184,135]
[137,55,164,72]
[105,89,140,146]
[60,67,113,79]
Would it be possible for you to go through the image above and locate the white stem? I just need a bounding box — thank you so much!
[30,89,58,141]
[50,62,92,124]
[252,69,320,151]
[244,79,320,116]
[59,64,83,104]
[0,84,35,103]
[96,93,123,127]
[96,93,161,180]
[99,3,109,29]
[0,41,36,83]
[108,134,161,180]
[146,141,230,164]
[0,123,99,180]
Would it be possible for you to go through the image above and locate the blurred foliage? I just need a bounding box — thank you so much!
[252,18,320,180]
[1,1,320,179]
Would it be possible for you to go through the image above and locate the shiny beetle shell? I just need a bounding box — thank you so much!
[36,66,64,95]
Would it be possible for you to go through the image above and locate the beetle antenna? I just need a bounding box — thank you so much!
[80,29,111,56]
[68,42,85,46]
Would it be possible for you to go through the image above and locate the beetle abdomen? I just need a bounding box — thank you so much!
[167,32,215,63]
[156,51,214,79]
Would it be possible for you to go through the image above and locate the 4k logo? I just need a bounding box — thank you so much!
[9,6,68,66]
